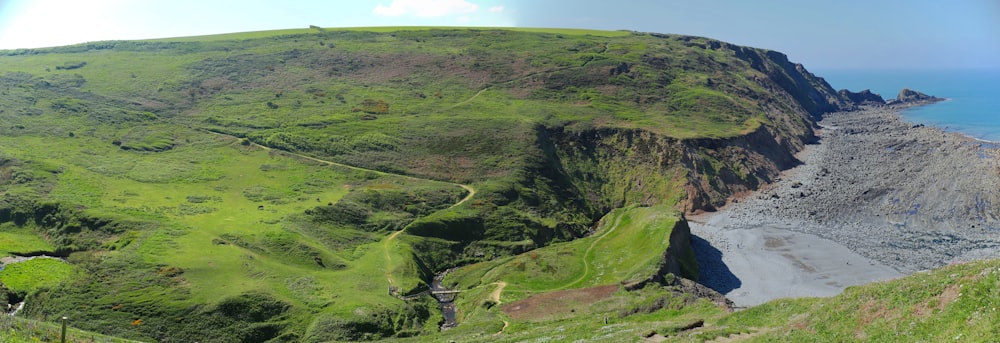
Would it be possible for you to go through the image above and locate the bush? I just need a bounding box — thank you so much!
[306,200,370,226]
[352,99,389,114]
[54,61,87,70]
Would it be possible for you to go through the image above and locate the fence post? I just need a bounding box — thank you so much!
[61,316,67,343]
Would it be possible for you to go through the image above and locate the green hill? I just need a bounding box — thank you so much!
[405,258,1000,342]
[0,27,859,341]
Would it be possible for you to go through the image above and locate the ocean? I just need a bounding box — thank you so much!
[817,69,1000,141]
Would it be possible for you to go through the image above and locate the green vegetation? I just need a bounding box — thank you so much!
[717,259,1000,341]
[0,258,75,294]
[1,316,147,343]
[0,223,55,256]
[0,26,854,341]
[397,259,1000,342]
[445,206,687,301]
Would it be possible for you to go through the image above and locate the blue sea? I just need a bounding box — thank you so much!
[817,69,1000,141]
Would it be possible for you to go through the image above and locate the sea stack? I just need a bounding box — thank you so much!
[887,88,945,106]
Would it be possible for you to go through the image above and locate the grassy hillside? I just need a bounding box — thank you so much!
[7,257,995,342]
[0,27,849,341]
[392,258,1000,342]
[443,206,693,301]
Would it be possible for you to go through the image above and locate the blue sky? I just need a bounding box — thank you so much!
[0,0,997,70]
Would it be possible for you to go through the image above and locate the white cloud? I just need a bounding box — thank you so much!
[489,5,504,13]
[373,0,479,17]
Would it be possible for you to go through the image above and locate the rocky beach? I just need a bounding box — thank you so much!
[690,105,1000,306]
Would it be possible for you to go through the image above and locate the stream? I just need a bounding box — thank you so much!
[0,254,65,271]
[1,254,64,316]
[430,270,457,330]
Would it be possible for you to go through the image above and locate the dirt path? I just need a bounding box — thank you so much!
[558,210,625,290]
[490,281,507,304]
[203,130,476,290]
[491,282,511,335]
[494,319,509,336]
[451,184,476,208]
[446,87,490,110]
[383,230,405,287]
[448,50,604,113]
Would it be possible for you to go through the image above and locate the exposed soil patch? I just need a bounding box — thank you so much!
[500,284,618,322]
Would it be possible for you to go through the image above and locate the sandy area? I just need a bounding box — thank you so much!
[689,106,1000,306]
[689,213,901,307]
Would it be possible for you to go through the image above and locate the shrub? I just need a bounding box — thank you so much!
[54,61,87,70]
[352,99,389,114]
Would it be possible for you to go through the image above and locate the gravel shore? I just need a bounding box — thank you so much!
[690,106,1000,305]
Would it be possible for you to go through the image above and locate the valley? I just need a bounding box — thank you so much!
[0,27,996,342]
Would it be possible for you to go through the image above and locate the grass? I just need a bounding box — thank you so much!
[445,206,684,303]
[716,259,1000,342]
[146,26,631,43]
[1,316,147,343]
[399,259,1000,342]
[0,115,453,339]
[0,223,55,256]
[0,26,843,341]
[0,258,76,294]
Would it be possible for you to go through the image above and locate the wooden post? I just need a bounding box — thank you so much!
[61,316,67,343]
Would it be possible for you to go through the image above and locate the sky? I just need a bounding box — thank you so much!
[0,0,997,70]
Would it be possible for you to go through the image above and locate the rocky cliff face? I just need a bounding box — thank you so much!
[718,42,848,118]
[536,36,851,215]
[545,122,808,215]
[680,124,808,212]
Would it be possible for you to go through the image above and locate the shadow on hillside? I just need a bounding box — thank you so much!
[691,234,741,295]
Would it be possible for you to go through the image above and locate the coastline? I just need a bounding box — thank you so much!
[690,105,1000,306]
[897,97,1000,144]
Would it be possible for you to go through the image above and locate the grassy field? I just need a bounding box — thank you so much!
[0,223,55,256]
[0,258,76,294]
[443,206,686,306]
[0,26,847,341]
[0,108,460,339]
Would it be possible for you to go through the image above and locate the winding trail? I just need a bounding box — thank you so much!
[446,88,490,110]
[444,47,606,113]
[494,319,510,336]
[383,230,406,287]
[518,209,626,295]
[205,51,605,300]
[203,130,475,291]
[557,210,625,290]
[490,282,510,336]
[450,184,476,209]
[489,281,507,304]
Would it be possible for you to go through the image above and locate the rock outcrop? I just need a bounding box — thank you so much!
[887,88,945,106]
[838,89,887,107]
